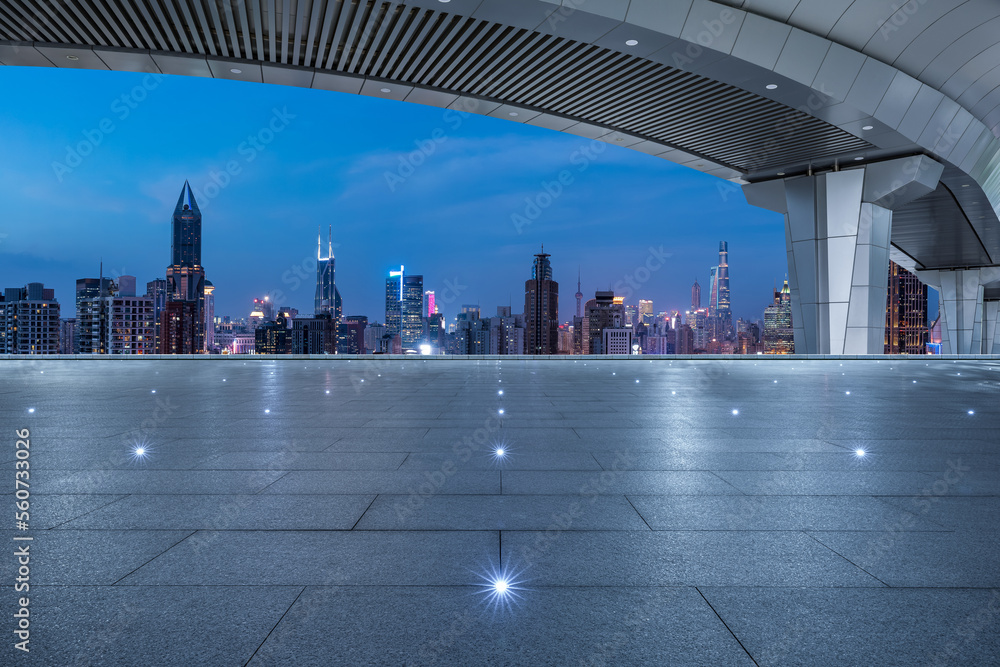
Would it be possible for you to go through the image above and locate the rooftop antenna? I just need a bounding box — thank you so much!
[328,224,333,259]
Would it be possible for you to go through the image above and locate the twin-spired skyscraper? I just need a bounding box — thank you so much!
[314,225,342,322]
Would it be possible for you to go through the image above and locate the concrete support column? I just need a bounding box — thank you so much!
[985,300,1000,354]
[916,268,1000,354]
[744,156,943,354]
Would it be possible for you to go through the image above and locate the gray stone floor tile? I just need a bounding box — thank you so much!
[398,451,602,471]
[260,470,500,495]
[807,531,1000,587]
[59,494,376,530]
[193,452,407,470]
[500,530,883,587]
[700,587,1000,667]
[31,469,285,495]
[501,470,743,495]
[0,585,302,666]
[355,494,648,530]
[248,586,754,666]
[0,529,191,585]
[874,496,1000,532]
[712,470,941,495]
[120,530,498,585]
[627,495,947,531]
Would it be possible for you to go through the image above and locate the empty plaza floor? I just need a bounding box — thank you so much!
[2,357,999,666]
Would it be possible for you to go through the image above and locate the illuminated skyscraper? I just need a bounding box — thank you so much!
[716,241,731,316]
[423,291,436,317]
[0,283,60,354]
[524,249,559,354]
[639,299,654,325]
[709,241,733,341]
[165,181,207,352]
[385,267,423,350]
[315,226,342,321]
[691,279,701,310]
[584,291,623,354]
[885,261,927,354]
[764,281,794,354]
[146,278,167,352]
[203,280,215,350]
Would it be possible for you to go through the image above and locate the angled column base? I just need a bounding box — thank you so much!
[918,268,1000,354]
[744,156,943,354]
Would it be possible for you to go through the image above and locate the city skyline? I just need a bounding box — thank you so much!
[0,65,792,324]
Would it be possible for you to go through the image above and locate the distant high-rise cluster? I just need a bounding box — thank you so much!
[2,210,938,357]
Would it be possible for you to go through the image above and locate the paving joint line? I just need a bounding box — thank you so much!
[243,586,307,667]
[695,586,760,666]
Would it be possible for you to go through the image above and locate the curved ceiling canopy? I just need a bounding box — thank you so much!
[2,0,999,269]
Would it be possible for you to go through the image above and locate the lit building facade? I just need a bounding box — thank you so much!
[763,281,794,354]
[602,313,634,354]
[885,260,928,354]
[146,278,167,352]
[0,283,60,354]
[639,300,654,325]
[524,250,559,354]
[585,291,622,354]
[384,268,423,351]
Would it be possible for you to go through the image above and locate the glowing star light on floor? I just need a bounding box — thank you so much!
[855,448,866,458]
[474,561,527,612]
[129,442,153,464]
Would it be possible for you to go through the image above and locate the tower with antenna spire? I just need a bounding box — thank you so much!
[315,225,342,322]
[525,246,559,354]
[575,267,583,319]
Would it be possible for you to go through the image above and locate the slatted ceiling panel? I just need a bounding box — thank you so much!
[0,0,873,173]
[237,0,254,58]
[5,4,48,42]
[222,1,240,58]
[443,26,525,91]
[549,55,654,111]
[426,18,485,83]
[157,0,189,52]
[366,4,408,75]
[129,1,158,49]
[303,0,324,68]
[357,3,397,74]
[452,24,522,88]
[248,1,263,61]
[206,0,228,57]
[47,4,86,44]
[327,0,357,69]
[489,37,584,101]
[342,0,375,71]
[380,9,432,80]
[408,15,468,84]
[468,31,550,97]
[530,49,643,111]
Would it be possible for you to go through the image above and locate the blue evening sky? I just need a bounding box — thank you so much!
[0,65,796,323]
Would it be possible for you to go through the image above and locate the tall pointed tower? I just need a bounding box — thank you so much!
[575,267,583,319]
[164,181,207,352]
[314,225,342,321]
